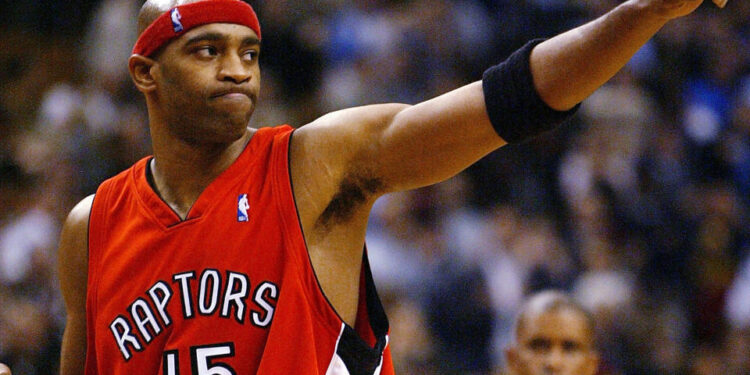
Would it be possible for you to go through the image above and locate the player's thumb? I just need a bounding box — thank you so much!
[0,363,11,375]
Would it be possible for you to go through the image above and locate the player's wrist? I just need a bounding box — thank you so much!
[627,0,705,23]
[622,0,674,26]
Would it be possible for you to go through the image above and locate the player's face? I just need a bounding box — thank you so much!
[153,23,261,144]
[507,309,599,375]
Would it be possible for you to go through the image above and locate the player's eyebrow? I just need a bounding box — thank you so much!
[184,32,260,47]
[184,32,225,46]
[241,36,261,47]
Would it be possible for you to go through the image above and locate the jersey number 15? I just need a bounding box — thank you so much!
[163,342,236,375]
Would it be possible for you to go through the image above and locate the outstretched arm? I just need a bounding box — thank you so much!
[296,0,711,196]
[531,0,705,111]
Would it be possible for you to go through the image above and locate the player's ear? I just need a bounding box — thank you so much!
[128,54,158,93]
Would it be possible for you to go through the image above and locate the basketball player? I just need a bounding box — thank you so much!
[504,291,599,375]
[57,0,713,373]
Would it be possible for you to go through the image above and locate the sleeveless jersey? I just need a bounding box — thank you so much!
[85,126,394,375]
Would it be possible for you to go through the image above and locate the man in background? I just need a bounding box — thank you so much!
[504,291,599,375]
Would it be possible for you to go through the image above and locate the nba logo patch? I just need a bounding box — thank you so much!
[237,194,250,222]
[170,8,184,33]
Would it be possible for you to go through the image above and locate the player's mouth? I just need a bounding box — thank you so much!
[210,87,254,101]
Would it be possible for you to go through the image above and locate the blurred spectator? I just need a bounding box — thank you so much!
[725,252,750,329]
[384,293,436,374]
[0,297,59,375]
[421,223,495,375]
[0,160,57,289]
[502,290,599,375]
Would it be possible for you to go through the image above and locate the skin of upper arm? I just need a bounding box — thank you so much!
[294,81,506,213]
[58,195,94,375]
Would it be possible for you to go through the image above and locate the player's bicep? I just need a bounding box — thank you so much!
[371,82,505,191]
[293,86,503,221]
[58,195,93,375]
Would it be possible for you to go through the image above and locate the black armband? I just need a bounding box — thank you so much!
[482,39,579,144]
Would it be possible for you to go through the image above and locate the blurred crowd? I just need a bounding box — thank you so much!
[1,0,749,374]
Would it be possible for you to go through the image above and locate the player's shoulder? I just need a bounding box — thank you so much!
[58,195,94,273]
[64,194,95,230]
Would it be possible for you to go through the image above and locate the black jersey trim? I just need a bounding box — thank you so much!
[336,324,387,375]
[334,255,390,375]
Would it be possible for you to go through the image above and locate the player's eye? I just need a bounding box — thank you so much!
[562,340,581,352]
[242,49,259,62]
[528,338,551,352]
[195,46,218,58]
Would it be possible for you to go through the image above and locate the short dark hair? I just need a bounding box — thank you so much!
[513,290,596,343]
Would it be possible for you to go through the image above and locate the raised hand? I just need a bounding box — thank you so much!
[637,0,712,20]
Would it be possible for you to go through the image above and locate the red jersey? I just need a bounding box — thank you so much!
[85,126,394,374]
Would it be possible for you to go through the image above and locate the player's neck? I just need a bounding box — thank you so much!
[148,127,255,219]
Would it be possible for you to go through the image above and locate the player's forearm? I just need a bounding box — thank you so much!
[530,0,671,111]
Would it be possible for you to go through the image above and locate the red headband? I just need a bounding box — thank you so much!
[132,0,261,57]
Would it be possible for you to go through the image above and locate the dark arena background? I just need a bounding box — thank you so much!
[1,0,749,374]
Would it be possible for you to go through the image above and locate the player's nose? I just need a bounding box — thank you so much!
[218,52,252,84]
[542,348,565,374]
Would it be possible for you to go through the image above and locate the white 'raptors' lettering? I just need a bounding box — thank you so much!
[252,282,278,327]
[131,298,161,343]
[149,281,172,325]
[198,269,221,315]
[173,271,195,318]
[110,315,143,361]
[221,272,249,322]
[109,269,279,361]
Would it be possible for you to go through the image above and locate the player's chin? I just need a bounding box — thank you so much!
[219,107,255,134]
[217,99,254,121]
